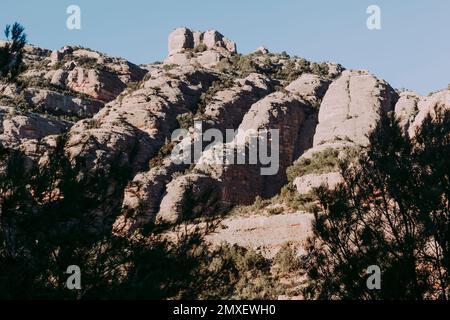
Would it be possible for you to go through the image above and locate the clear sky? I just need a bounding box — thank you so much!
[1,0,449,94]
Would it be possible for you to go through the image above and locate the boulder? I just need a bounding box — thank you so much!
[223,38,237,54]
[24,88,103,117]
[50,69,69,87]
[254,46,269,55]
[203,73,276,131]
[196,50,223,67]
[165,28,237,66]
[313,70,398,148]
[395,91,420,132]
[285,73,331,106]
[164,53,191,66]
[0,106,69,147]
[203,30,224,49]
[193,31,203,48]
[168,27,194,56]
[66,67,126,102]
[156,173,218,224]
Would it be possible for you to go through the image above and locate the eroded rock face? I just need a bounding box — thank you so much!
[203,73,276,132]
[285,73,331,106]
[313,70,398,148]
[0,106,69,147]
[290,70,398,195]
[196,91,309,205]
[113,158,188,234]
[165,28,237,67]
[1,45,147,123]
[408,90,450,137]
[49,46,146,85]
[66,66,217,175]
[113,73,275,233]
[395,91,421,132]
[66,67,127,102]
[4,27,445,236]
[156,173,218,224]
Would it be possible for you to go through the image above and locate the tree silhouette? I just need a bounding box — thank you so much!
[0,136,216,299]
[0,22,27,81]
[303,109,450,300]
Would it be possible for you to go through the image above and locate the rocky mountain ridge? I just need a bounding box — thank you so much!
[1,27,449,241]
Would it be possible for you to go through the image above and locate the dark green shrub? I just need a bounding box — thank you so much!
[286,148,340,182]
[0,22,27,81]
[274,243,301,273]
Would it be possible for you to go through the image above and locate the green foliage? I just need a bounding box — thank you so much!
[267,206,284,215]
[196,76,235,117]
[215,54,259,78]
[286,148,340,182]
[277,184,318,212]
[0,90,30,112]
[162,63,177,71]
[194,244,279,299]
[310,62,330,78]
[0,22,27,81]
[149,140,176,168]
[274,243,301,273]
[193,44,207,53]
[304,110,450,300]
[176,112,194,130]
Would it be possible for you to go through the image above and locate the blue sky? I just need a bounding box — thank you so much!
[1,0,449,94]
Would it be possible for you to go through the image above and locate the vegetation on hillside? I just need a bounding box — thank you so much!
[215,52,331,82]
[303,110,450,300]
[0,22,27,82]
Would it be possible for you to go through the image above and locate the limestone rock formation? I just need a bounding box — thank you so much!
[24,88,103,117]
[165,27,237,67]
[408,89,450,137]
[168,27,194,56]
[312,70,399,149]
[65,66,217,176]
[202,73,276,132]
[291,70,398,196]
[0,106,69,147]
[285,73,331,106]
[1,45,147,122]
[2,27,446,235]
[156,173,218,224]
[395,91,421,132]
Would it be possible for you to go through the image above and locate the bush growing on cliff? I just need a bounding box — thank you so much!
[196,76,235,117]
[193,244,278,300]
[215,54,258,77]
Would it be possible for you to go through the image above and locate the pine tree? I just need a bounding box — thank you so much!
[0,22,27,81]
[303,110,450,300]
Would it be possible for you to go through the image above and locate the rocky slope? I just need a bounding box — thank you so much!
[1,27,449,246]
